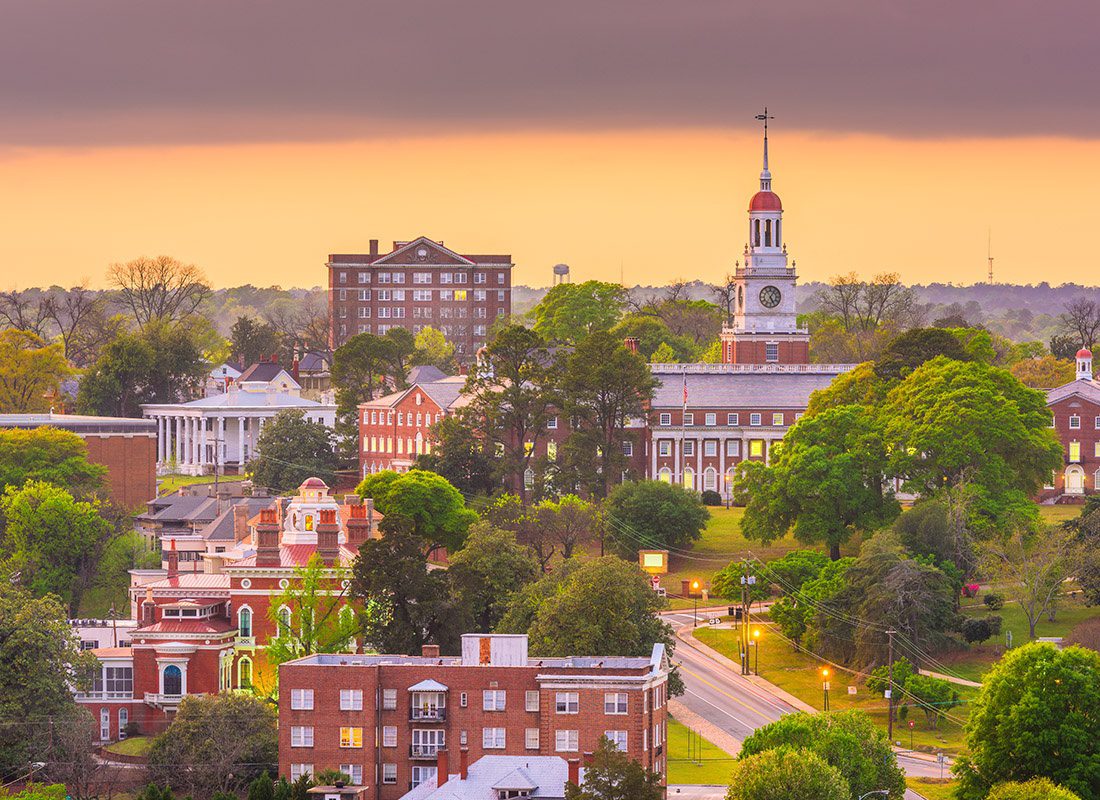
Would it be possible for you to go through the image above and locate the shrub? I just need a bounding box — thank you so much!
[700,489,723,506]
[986,614,1003,636]
[984,592,1005,610]
[962,616,994,645]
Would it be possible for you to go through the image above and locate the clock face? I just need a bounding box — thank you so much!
[759,285,782,309]
[416,247,429,261]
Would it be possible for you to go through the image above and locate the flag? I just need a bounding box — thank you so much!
[682,372,688,408]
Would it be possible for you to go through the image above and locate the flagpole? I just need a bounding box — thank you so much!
[680,369,688,488]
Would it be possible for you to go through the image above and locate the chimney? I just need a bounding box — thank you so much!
[233,503,250,544]
[369,239,379,257]
[421,644,440,658]
[346,500,373,549]
[291,356,300,381]
[567,758,580,787]
[141,593,156,626]
[459,747,469,780]
[435,749,449,788]
[624,337,640,355]
[256,508,282,568]
[583,751,595,768]
[317,508,340,565]
[166,539,179,578]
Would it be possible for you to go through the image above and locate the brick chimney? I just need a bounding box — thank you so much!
[421,644,440,658]
[345,500,373,550]
[567,758,580,787]
[166,539,179,578]
[459,747,468,780]
[370,239,379,257]
[435,749,449,788]
[141,589,156,626]
[624,336,640,355]
[317,508,340,565]
[233,503,250,544]
[255,508,281,568]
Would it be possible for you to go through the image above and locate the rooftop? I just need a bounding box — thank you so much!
[0,413,156,433]
[650,369,846,410]
[402,755,580,800]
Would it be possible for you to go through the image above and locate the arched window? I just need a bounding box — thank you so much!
[682,468,695,491]
[238,607,252,638]
[523,468,535,491]
[277,606,292,638]
[658,467,672,484]
[238,657,253,690]
[775,220,781,246]
[163,665,182,696]
[753,220,761,247]
[764,219,772,247]
[703,467,717,492]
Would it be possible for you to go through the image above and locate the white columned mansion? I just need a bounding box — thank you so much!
[143,363,336,476]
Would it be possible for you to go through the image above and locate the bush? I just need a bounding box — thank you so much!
[986,614,1003,636]
[987,778,1082,800]
[984,592,1005,610]
[962,616,994,645]
[700,489,723,506]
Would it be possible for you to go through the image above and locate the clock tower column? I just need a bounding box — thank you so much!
[721,112,810,365]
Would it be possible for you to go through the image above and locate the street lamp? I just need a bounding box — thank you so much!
[752,628,761,675]
[821,667,831,711]
[690,579,701,627]
[857,792,890,800]
[724,473,732,508]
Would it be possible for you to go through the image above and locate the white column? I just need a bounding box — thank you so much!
[154,417,162,463]
[720,438,727,498]
[651,435,658,480]
[174,417,183,465]
[217,416,226,473]
[238,417,245,464]
[198,417,207,467]
[673,432,680,485]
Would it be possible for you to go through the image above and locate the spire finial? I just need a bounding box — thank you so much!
[755,107,775,190]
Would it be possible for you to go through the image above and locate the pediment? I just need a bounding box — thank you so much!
[374,236,475,267]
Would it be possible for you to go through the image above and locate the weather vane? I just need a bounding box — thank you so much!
[755,107,774,138]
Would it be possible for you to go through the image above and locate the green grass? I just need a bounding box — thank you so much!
[103,736,152,757]
[1038,505,1082,524]
[906,777,957,800]
[666,716,736,786]
[694,626,975,755]
[157,473,217,495]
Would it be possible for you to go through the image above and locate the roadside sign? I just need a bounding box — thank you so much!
[847,686,857,695]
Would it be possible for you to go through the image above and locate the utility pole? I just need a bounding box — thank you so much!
[886,629,897,743]
[740,561,756,675]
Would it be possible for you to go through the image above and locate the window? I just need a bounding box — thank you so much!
[105,666,133,696]
[1095,442,1100,458]
[659,413,671,426]
[382,763,397,784]
[340,727,363,748]
[748,413,761,426]
[498,290,506,300]
[524,468,535,491]
[382,726,397,747]
[290,764,314,782]
[291,688,314,710]
[411,767,437,789]
[393,272,405,284]
[357,272,368,284]
[604,692,628,714]
[238,607,252,637]
[358,306,371,318]
[683,440,695,456]
[555,692,579,714]
[555,730,579,752]
[475,272,487,284]
[413,289,432,302]
[455,290,468,301]
[684,412,694,426]
[460,692,468,708]
[547,416,558,429]
[359,289,370,301]
[605,731,628,751]
[340,764,363,785]
[547,441,557,461]
[118,708,128,736]
[338,289,347,300]
[382,688,397,710]
[683,467,695,490]
[1070,415,1081,429]
[1070,442,1082,463]
[526,691,540,712]
[525,729,540,750]
[705,413,716,426]
[766,343,779,362]
[726,440,740,457]
[414,272,432,283]
[455,272,468,284]
[772,412,784,426]
[440,273,453,284]
[340,689,363,711]
[338,271,347,284]
[704,440,717,457]
[412,729,445,756]
[393,289,406,301]
[377,272,391,284]
[750,440,765,458]
[658,440,671,457]
[291,726,314,747]
[483,690,506,711]
[622,440,633,457]
[483,728,506,749]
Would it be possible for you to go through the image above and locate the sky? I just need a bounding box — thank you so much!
[2,1,1099,289]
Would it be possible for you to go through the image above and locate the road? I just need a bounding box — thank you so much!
[662,610,949,797]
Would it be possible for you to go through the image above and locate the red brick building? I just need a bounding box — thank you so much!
[1043,349,1100,501]
[278,633,669,797]
[359,371,466,475]
[328,237,513,357]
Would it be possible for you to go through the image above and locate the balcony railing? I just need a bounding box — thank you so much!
[144,692,205,708]
[235,635,256,647]
[410,707,446,722]
[75,691,133,701]
[409,744,443,759]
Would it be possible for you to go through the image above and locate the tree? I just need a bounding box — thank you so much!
[448,522,539,632]
[815,272,919,360]
[726,747,850,800]
[532,281,627,343]
[769,557,853,647]
[737,405,898,560]
[903,673,960,730]
[610,314,694,361]
[1011,355,1075,388]
[331,332,400,462]
[356,469,477,554]
[987,778,1083,800]
[231,316,282,366]
[0,583,96,781]
[866,657,916,724]
[981,524,1076,640]
[648,341,677,363]
[264,294,332,361]
[954,643,1100,800]
[1,481,119,614]
[893,498,976,577]
[560,331,656,497]
[1060,298,1100,349]
[711,560,770,610]
[0,427,106,498]
[461,325,558,502]
[414,413,497,497]
[564,735,664,800]
[249,410,337,494]
[533,494,601,560]
[739,710,906,799]
[1050,334,1081,361]
[605,480,709,557]
[350,522,467,655]
[248,773,275,800]
[412,326,455,372]
[148,693,278,799]
[961,616,995,645]
[0,329,73,413]
[874,327,970,380]
[77,322,207,417]
[108,255,211,329]
[44,284,116,368]
[0,289,52,337]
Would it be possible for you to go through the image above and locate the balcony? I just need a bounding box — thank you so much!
[235,635,256,648]
[410,707,446,722]
[75,691,133,701]
[144,692,205,709]
[409,744,443,759]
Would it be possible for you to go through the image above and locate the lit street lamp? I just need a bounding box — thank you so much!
[690,579,701,627]
[821,667,831,711]
[752,628,761,675]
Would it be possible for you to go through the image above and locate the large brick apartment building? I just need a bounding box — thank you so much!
[328,237,513,357]
[278,633,669,797]
[1043,349,1100,501]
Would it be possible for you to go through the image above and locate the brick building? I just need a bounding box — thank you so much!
[328,237,513,357]
[278,633,669,797]
[0,413,157,509]
[1043,349,1100,501]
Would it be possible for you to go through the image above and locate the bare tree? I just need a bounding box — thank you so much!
[981,524,1077,639]
[264,292,332,360]
[816,272,864,331]
[1060,298,1100,348]
[0,288,52,336]
[44,708,129,800]
[44,285,115,367]
[712,274,737,326]
[108,256,211,329]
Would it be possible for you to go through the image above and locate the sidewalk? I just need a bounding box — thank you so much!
[919,668,981,688]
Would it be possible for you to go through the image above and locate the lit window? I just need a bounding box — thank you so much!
[340,727,363,748]
[772,413,784,426]
[749,440,765,458]
[1070,442,1082,462]
[455,290,468,301]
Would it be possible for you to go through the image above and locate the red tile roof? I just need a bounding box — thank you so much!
[228,544,358,569]
[135,618,236,635]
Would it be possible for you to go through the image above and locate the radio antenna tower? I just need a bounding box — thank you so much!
[987,229,994,284]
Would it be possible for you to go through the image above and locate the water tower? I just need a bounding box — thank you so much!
[552,263,570,285]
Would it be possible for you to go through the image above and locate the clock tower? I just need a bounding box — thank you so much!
[721,111,810,365]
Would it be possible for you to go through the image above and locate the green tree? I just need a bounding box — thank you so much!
[739,710,906,799]
[414,412,497,497]
[448,522,539,632]
[560,331,656,497]
[737,405,898,560]
[987,778,1083,800]
[350,521,468,655]
[0,427,106,498]
[981,524,1076,639]
[805,361,887,416]
[769,557,853,646]
[649,341,677,363]
[148,693,278,799]
[533,494,601,559]
[610,314,694,361]
[865,657,916,724]
[0,329,73,413]
[605,480,710,557]
[726,747,850,800]
[954,642,1100,800]
[356,469,477,553]
[564,735,664,800]
[874,326,971,380]
[1010,355,1075,389]
[248,773,275,800]
[0,583,96,780]
[903,673,960,730]
[412,326,455,372]
[231,316,282,366]
[249,410,337,493]
[330,332,399,462]
[0,481,119,614]
[893,498,976,577]
[532,281,627,343]
[711,560,770,610]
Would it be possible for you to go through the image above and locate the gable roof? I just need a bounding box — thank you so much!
[407,365,448,385]
[650,370,840,410]
[239,363,297,385]
[329,236,512,268]
[401,755,577,800]
[1047,379,1100,406]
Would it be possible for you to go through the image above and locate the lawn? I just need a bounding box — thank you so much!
[666,716,735,786]
[695,626,976,756]
[104,736,152,757]
[907,778,956,800]
[157,473,217,495]
[1038,505,1082,524]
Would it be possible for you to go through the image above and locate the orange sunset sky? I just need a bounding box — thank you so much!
[2,2,1098,290]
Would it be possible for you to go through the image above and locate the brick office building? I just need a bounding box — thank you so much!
[278,633,670,797]
[328,237,513,357]
[1043,349,1100,501]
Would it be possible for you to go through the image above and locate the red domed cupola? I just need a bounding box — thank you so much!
[1077,348,1093,359]
[749,191,783,212]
